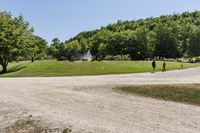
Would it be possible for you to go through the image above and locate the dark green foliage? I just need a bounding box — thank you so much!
[29,35,48,62]
[104,54,131,61]
[188,28,200,56]
[48,38,87,61]
[154,24,180,58]
[57,11,200,61]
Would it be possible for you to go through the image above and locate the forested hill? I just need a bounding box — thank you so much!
[49,11,200,60]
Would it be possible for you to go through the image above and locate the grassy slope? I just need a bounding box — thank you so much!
[0,60,200,77]
[116,84,200,106]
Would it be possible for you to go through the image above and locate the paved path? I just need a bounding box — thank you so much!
[0,67,200,133]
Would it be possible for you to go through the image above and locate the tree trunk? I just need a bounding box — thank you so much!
[1,64,7,73]
[31,56,34,63]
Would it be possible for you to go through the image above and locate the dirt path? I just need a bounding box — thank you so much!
[1,67,200,133]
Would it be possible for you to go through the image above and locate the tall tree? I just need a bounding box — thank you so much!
[130,27,149,60]
[51,38,60,46]
[90,29,112,59]
[188,28,200,57]
[0,11,34,73]
[47,38,61,58]
[29,35,47,62]
[65,40,81,61]
[154,24,180,58]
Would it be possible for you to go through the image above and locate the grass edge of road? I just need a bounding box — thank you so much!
[114,84,200,106]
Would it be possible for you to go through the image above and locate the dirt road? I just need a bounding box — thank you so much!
[1,67,200,133]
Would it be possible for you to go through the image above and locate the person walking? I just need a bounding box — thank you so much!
[152,60,156,73]
[162,62,166,72]
[181,58,184,68]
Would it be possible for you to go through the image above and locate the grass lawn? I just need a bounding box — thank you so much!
[116,84,200,106]
[0,60,200,77]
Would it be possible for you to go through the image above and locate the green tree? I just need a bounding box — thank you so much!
[51,38,60,46]
[47,45,59,59]
[107,31,129,56]
[90,29,112,59]
[154,24,180,58]
[188,28,200,57]
[47,38,61,58]
[146,31,156,58]
[79,36,89,54]
[66,40,81,61]
[126,28,149,60]
[48,11,200,60]
[0,11,33,73]
[29,35,47,62]
[97,43,108,59]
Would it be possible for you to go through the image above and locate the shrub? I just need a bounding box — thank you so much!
[57,56,67,61]
[104,55,131,61]
[104,55,115,60]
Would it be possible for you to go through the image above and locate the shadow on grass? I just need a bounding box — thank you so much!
[0,63,29,75]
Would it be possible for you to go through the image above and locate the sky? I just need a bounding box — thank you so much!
[1,0,200,43]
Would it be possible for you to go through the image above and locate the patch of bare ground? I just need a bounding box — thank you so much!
[4,115,71,133]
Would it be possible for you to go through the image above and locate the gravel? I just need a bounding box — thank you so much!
[0,67,200,133]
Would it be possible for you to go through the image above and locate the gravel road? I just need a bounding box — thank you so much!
[0,67,200,133]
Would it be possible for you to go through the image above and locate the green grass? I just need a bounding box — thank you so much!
[62,128,72,133]
[116,84,200,106]
[0,60,200,77]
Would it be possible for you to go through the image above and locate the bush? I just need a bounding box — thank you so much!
[103,55,115,60]
[104,55,131,61]
[57,56,67,61]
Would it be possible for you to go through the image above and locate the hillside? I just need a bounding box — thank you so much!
[52,11,200,61]
[0,60,200,77]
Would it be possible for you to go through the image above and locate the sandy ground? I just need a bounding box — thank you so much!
[0,67,200,133]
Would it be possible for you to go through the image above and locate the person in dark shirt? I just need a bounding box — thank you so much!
[152,60,156,73]
[162,62,166,72]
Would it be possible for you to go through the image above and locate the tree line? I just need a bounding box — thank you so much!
[1,11,200,73]
[48,11,200,61]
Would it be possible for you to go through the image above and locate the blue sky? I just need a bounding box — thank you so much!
[1,0,200,43]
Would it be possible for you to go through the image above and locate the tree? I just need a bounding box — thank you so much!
[128,27,149,60]
[0,11,34,73]
[146,31,156,58]
[154,24,180,58]
[51,38,60,46]
[65,40,81,61]
[97,43,107,59]
[188,28,200,57]
[178,24,194,55]
[45,11,200,60]
[107,31,129,56]
[29,35,47,62]
[90,29,112,59]
[47,38,61,59]
[78,35,89,54]
[47,45,59,59]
